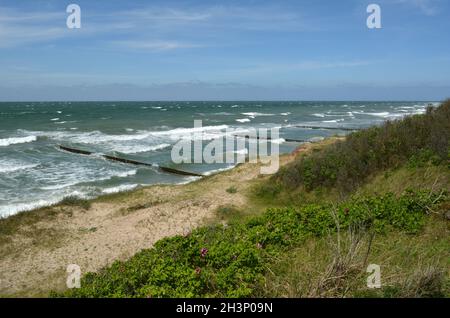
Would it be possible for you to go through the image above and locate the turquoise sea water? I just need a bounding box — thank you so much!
[0,101,434,217]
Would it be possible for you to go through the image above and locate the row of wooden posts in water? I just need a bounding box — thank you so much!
[58,125,358,177]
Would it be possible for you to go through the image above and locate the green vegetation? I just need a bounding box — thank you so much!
[226,186,238,194]
[54,189,448,298]
[0,206,66,258]
[215,204,242,223]
[260,100,449,196]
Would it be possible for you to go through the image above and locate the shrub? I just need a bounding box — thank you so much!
[54,190,445,298]
[269,100,450,194]
[226,186,238,194]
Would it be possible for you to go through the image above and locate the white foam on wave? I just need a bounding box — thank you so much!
[241,112,274,118]
[0,190,93,217]
[102,184,139,194]
[269,138,286,144]
[0,199,59,218]
[322,119,344,123]
[116,170,138,178]
[0,135,37,147]
[312,113,325,118]
[157,125,229,138]
[40,169,138,190]
[0,163,39,173]
[176,176,202,185]
[203,165,237,176]
[24,124,230,144]
[233,148,248,155]
[365,112,390,117]
[236,118,251,123]
[113,143,171,154]
[31,156,140,192]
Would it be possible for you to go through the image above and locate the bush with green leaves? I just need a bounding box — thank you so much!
[268,100,450,194]
[54,189,445,298]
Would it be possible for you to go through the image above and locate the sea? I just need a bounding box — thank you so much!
[0,101,436,217]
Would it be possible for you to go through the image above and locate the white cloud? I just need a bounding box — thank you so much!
[117,8,212,22]
[221,60,372,76]
[0,4,314,49]
[394,0,440,16]
[0,7,66,47]
[111,40,203,51]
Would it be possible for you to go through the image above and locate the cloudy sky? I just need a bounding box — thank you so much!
[0,0,449,100]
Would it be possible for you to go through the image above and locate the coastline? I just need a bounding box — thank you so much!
[0,138,338,297]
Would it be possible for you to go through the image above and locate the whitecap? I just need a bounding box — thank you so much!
[0,135,37,147]
[233,149,248,155]
[101,184,138,194]
[364,112,390,117]
[0,163,39,173]
[241,112,274,117]
[40,169,138,190]
[203,165,237,176]
[0,200,58,218]
[322,119,344,123]
[114,143,171,154]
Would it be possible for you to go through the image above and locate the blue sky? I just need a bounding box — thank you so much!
[0,0,449,100]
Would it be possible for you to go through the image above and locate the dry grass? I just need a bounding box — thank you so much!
[260,214,449,298]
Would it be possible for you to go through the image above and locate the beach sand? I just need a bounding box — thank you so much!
[0,139,338,297]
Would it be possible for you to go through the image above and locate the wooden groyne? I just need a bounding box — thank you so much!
[59,145,93,156]
[58,145,203,177]
[292,125,360,131]
[159,166,203,177]
[102,155,154,167]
